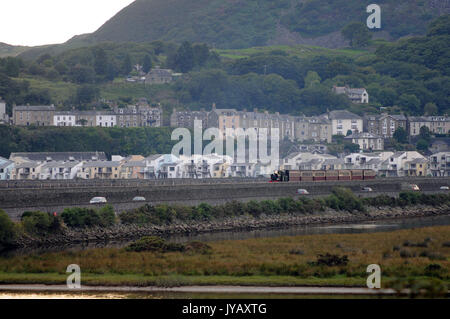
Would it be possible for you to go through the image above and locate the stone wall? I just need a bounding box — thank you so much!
[1,177,449,221]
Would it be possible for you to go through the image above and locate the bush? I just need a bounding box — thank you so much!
[97,205,116,227]
[312,253,349,266]
[61,206,116,228]
[184,241,212,255]
[0,209,17,248]
[21,211,63,236]
[125,236,172,252]
[125,236,209,254]
[329,188,365,212]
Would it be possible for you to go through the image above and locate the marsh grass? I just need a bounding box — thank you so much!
[0,226,448,287]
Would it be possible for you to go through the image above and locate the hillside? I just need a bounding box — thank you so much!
[1,15,448,119]
[0,43,29,58]
[86,0,449,49]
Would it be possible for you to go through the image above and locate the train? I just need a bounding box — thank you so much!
[270,169,376,182]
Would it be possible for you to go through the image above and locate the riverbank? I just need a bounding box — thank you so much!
[13,204,450,248]
[0,225,448,292]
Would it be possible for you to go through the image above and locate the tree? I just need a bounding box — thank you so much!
[393,127,408,144]
[74,85,99,107]
[192,43,210,67]
[304,71,321,88]
[94,48,108,76]
[122,54,132,75]
[398,94,421,114]
[69,64,95,84]
[0,209,16,248]
[142,54,152,73]
[341,22,372,47]
[416,139,429,152]
[346,130,353,137]
[173,41,195,73]
[419,126,432,142]
[424,102,438,116]
[344,142,360,153]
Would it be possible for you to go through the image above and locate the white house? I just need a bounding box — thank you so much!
[379,151,428,177]
[326,110,363,136]
[0,157,14,180]
[0,99,9,125]
[282,152,338,170]
[96,114,117,127]
[11,161,44,180]
[429,152,450,177]
[54,113,77,126]
[39,161,83,180]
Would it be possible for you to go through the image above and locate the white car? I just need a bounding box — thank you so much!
[89,197,107,204]
[410,184,420,191]
[440,186,449,190]
[132,196,146,202]
[362,187,373,192]
[297,189,310,195]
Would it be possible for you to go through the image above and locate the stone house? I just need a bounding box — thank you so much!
[145,67,174,85]
[13,105,55,126]
[345,132,384,151]
[365,114,407,139]
[332,86,369,104]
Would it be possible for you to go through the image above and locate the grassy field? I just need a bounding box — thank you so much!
[215,44,372,60]
[0,226,448,289]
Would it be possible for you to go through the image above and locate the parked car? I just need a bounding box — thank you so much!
[362,187,373,192]
[440,186,449,190]
[297,189,310,195]
[89,197,107,204]
[132,196,146,202]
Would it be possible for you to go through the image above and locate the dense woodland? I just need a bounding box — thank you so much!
[0,126,175,158]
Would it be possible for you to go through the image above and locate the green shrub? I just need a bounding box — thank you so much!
[97,205,116,227]
[125,236,200,253]
[125,236,170,252]
[21,211,62,236]
[312,253,349,266]
[329,187,365,212]
[61,206,116,228]
[0,209,17,248]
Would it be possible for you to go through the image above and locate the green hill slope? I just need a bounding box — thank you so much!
[88,0,449,49]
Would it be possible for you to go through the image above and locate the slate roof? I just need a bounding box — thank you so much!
[14,105,55,111]
[82,161,122,168]
[328,110,362,120]
[10,152,107,162]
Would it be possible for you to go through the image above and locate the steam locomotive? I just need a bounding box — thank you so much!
[270,169,376,182]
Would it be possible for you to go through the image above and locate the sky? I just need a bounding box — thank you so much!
[0,0,135,46]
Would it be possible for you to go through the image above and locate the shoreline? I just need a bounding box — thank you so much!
[11,204,450,249]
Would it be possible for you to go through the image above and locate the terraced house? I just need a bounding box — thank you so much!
[365,114,407,139]
[13,105,55,126]
[78,161,123,180]
[429,152,450,177]
[0,156,14,180]
[326,110,363,136]
[408,116,450,136]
